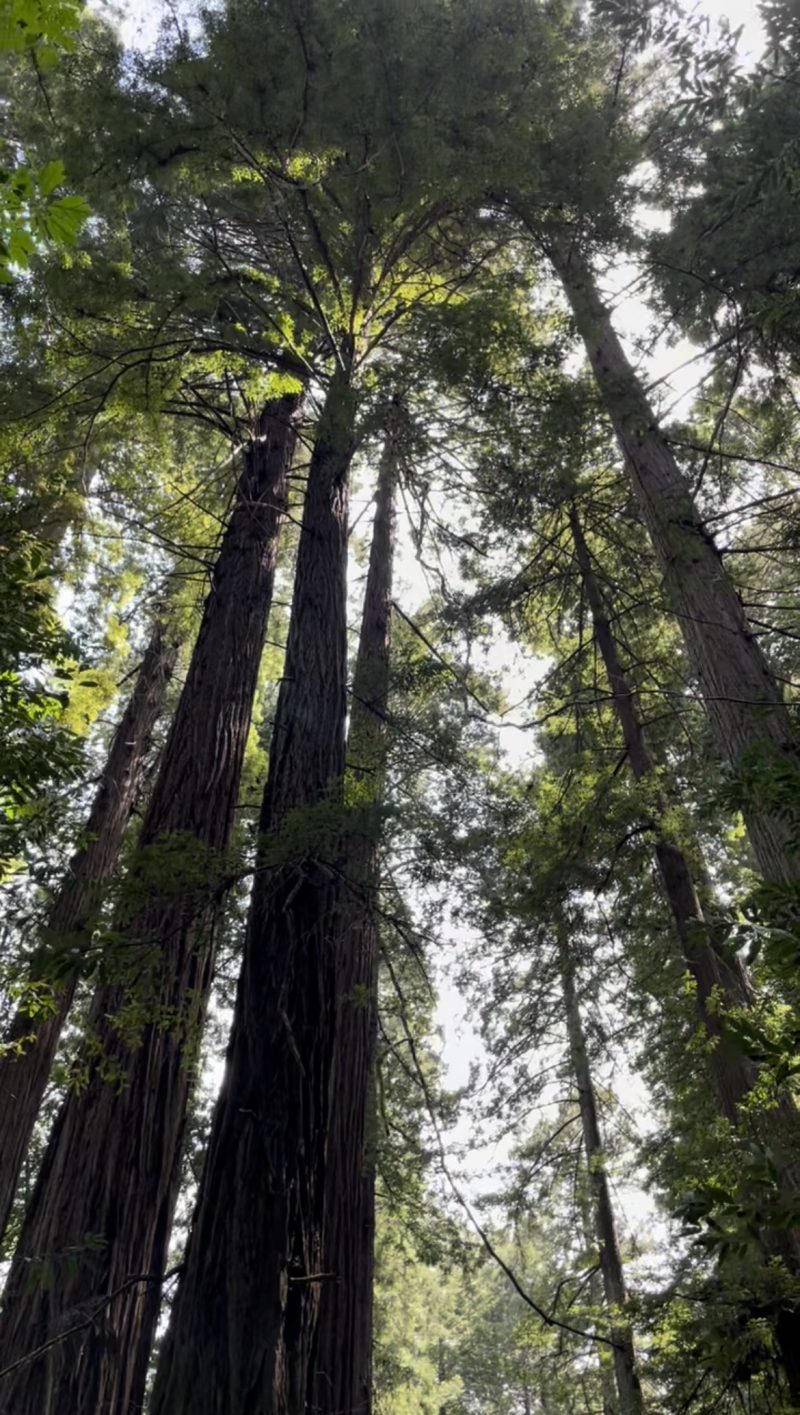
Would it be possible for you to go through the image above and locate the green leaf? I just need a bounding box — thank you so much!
[38,159,65,196]
[43,193,89,245]
[7,225,35,265]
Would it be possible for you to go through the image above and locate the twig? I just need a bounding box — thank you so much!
[381,953,623,1354]
[0,1267,181,1384]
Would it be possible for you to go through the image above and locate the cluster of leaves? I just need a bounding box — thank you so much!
[0,525,86,871]
[0,0,89,277]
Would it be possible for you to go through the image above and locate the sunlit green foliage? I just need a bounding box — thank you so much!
[0,0,88,278]
[1,0,800,1410]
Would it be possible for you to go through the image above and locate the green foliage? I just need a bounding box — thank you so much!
[0,0,83,57]
[3,2,800,1410]
[0,0,88,278]
[0,528,86,870]
[0,164,88,278]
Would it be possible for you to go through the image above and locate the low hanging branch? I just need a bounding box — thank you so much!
[391,600,496,716]
[0,1268,181,1386]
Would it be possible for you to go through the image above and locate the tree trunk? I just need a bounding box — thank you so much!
[0,615,180,1242]
[568,504,800,1403]
[558,927,646,1415]
[0,393,302,1415]
[311,407,399,1415]
[548,231,800,888]
[567,504,757,1121]
[578,1167,619,1413]
[150,370,356,1415]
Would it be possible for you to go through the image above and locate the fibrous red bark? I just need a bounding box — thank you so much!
[311,406,399,1415]
[150,371,356,1415]
[0,614,180,1242]
[0,394,301,1415]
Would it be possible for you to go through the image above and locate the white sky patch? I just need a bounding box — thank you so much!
[90,0,167,48]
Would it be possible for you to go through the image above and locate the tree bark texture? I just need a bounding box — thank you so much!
[150,373,356,1415]
[558,928,645,1415]
[569,506,800,1401]
[310,409,399,1415]
[550,232,800,888]
[0,394,302,1415]
[0,616,180,1243]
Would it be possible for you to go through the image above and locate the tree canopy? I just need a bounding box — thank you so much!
[1,0,800,1412]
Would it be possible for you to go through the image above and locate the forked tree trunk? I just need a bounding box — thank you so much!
[558,927,645,1415]
[568,504,800,1402]
[311,408,399,1415]
[0,615,180,1241]
[0,394,302,1415]
[548,232,800,888]
[150,370,356,1415]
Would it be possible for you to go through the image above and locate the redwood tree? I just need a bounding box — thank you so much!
[544,229,800,889]
[0,610,180,1242]
[150,368,356,1415]
[0,393,302,1415]
[310,407,400,1415]
[558,921,645,1415]
[567,499,800,1400]
[451,0,800,887]
[566,501,757,1121]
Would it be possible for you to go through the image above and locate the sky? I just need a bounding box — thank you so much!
[87,0,766,1256]
[95,0,766,50]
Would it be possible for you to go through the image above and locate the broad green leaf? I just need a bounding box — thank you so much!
[43,193,89,245]
[38,159,65,195]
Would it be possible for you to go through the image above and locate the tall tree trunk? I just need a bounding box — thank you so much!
[150,370,356,1415]
[548,231,800,887]
[568,504,800,1402]
[311,407,399,1415]
[558,927,646,1415]
[0,612,180,1243]
[0,394,302,1415]
[567,503,757,1119]
[578,1168,619,1413]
